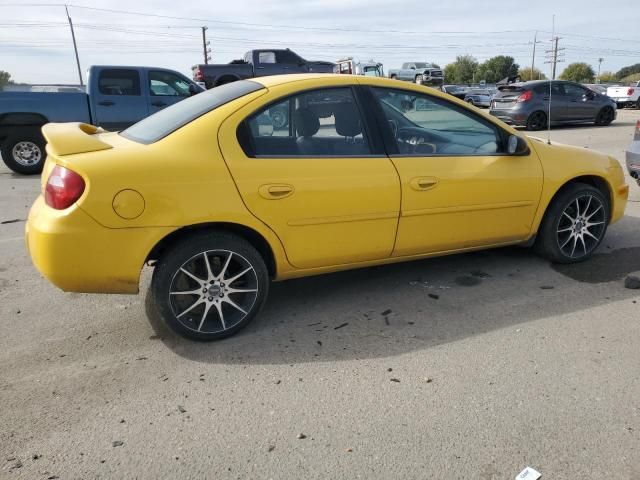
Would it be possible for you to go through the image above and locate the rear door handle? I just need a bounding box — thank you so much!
[259,184,294,199]
[410,177,438,191]
[99,100,115,106]
[151,101,167,107]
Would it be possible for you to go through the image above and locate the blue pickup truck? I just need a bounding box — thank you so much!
[0,65,202,174]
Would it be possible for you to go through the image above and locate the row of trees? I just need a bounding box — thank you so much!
[0,70,12,90]
[443,56,640,84]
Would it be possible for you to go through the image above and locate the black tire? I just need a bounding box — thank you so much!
[1,129,46,175]
[466,98,475,106]
[151,231,269,341]
[525,111,548,131]
[534,183,609,264]
[390,74,397,80]
[414,74,424,85]
[594,106,614,126]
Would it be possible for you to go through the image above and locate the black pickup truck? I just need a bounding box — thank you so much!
[193,49,335,89]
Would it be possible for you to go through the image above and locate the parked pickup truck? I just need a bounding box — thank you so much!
[607,81,640,109]
[192,49,335,89]
[0,65,202,174]
[388,62,444,86]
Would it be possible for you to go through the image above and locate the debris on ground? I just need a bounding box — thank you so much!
[540,285,555,290]
[381,309,392,316]
[514,466,541,480]
[334,323,348,330]
[428,293,440,300]
[387,368,393,372]
[390,378,400,383]
[177,405,186,413]
[268,445,275,452]
[471,270,491,278]
[624,274,640,289]
[112,440,124,448]
[297,433,307,439]
[1,218,25,224]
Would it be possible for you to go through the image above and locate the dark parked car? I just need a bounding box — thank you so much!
[490,80,616,130]
[0,65,202,174]
[441,85,468,100]
[192,49,335,89]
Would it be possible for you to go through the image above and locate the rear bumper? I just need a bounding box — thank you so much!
[26,196,173,294]
[489,109,527,126]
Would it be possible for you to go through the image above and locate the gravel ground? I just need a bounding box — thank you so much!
[1,109,639,479]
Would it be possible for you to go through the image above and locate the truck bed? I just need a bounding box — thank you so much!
[0,91,91,124]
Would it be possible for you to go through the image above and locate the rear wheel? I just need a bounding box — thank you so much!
[525,111,547,131]
[1,129,46,175]
[535,183,609,263]
[151,232,269,341]
[594,106,614,126]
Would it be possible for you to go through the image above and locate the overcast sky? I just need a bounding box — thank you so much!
[1,0,638,84]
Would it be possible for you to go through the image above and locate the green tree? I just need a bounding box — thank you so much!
[518,67,546,81]
[0,70,11,91]
[443,55,478,84]
[616,63,640,80]
[559,63,595,82]
[597,71,617,83]
[476,56,519,83]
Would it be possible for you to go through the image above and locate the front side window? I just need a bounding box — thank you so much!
[563,83,587,97]
[371,87,502,156]
[276,50,301,64]
[241,87,372,157]
[149,70,191,97]
[98,69,140,96]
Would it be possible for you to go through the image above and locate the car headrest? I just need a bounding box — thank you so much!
[334,104,362,137]
[293,108,320,137]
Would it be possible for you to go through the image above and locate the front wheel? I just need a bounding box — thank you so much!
[1,129,46,175]
[414,74,424,85]
[525,111,548,131]
[390,74,397,80]
[594,106,614,126]
[151,232,269,341]
[535,183,609,263]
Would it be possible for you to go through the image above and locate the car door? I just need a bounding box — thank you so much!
[367,86,543,256]
[253,50,282,77]
[147,70,192,114]
[275,50,307,74]
[562,83,597,121]
[91,68,148,131]
[218,83,400,269]
[532,82,568,122]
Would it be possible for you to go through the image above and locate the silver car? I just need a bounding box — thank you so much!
[627,119,640,185]
[464,89,494,108]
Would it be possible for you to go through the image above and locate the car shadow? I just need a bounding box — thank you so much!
[146,215,640,365]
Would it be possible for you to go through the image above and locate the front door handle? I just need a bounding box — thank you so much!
[151,101,167,107]
[410,177,438,191]
[99,100,115,106]
[259,184,294,199]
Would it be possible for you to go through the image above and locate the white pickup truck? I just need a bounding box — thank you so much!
[607,81,640,108]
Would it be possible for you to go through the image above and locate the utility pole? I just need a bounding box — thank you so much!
[530,31,542,80]
[544,35,564,80]
[65,5,83,86]
[201,26,211,64]
[597,57,604,83]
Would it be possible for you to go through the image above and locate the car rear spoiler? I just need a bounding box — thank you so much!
[42,122,113,157]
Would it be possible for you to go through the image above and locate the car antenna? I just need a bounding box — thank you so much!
[547,15,555,145]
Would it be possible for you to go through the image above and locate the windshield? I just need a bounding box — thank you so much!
[363,66,382,76]
[121,80,264,144]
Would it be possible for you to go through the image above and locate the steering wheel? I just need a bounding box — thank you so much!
[396,127,437,154]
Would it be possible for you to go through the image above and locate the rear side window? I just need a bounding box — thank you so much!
[121,80,263,144]
[98,69,140,96]
[240,87,372,157]
[258,52,276,64]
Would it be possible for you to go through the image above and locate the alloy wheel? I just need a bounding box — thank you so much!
[556,194,606,259]
[168,250,259,334]
[12,141,42,167]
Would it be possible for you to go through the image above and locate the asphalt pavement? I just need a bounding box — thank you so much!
[1,110,639,479]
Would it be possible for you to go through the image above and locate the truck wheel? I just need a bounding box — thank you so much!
[390,74,397,80]
[415,74,424,85]
[1,129,46,175]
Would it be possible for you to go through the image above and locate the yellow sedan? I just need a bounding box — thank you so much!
[26,74,629,340]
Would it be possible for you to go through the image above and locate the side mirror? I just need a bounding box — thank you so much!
[584,91,595,100]
[507,135,529,155]
[188,83,201,96]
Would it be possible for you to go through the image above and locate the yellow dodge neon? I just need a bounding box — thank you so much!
[26,74,628,340]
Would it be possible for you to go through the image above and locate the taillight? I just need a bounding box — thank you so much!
[516,90,533,103]
[194,68,203,82]
[628,88,635,96]
[45,165,85,210]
